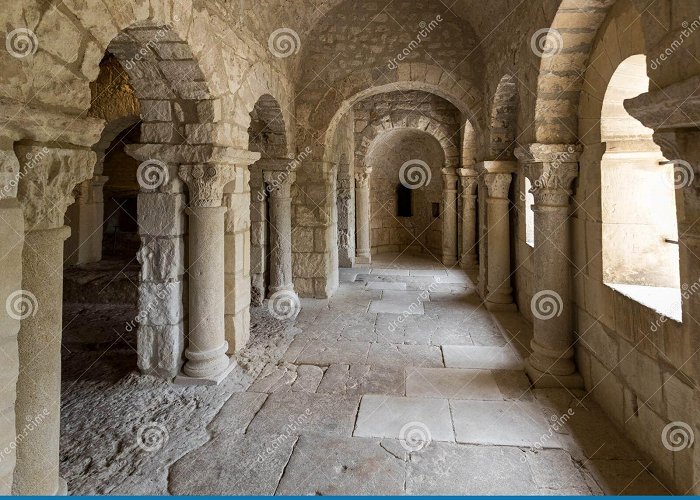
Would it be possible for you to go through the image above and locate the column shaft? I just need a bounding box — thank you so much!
[441,169,458,266]
[264,170,295,295]
[181,206,232,380]
[458,169,478,269]
[355,169,372,264]
[484,170,515,310]
[13,226,70,496]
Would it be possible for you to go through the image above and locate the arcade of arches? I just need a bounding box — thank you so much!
[1,0,700,495]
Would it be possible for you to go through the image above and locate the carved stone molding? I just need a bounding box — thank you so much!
[15,145,95,231]
[179,164,237,208]
[624,75,700,131]
[514,143,582,167]
[127,144,261,166]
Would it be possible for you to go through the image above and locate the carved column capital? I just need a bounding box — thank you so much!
[264,170,296,199]
[515,143,582,166]
[457,168,478,195]
[15,145,95,231]
[179,164,236,208]
[526,162,579,207]
[355,168,372,188]
[484,172,512,199]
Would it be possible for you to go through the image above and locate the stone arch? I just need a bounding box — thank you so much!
[356,111,459,170]
[532,0,617,144]
[462,120,478,167]
[247,94,289,159]
[304,63,483,164]
[489,74,519,160]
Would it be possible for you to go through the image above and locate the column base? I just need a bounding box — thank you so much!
[268,284,296,296]
[442,256,458,266]
[485,300,517,312]
[525,359,584,389]
[460,256,478,270]
[356,254,371,265]
[174,357,237,386]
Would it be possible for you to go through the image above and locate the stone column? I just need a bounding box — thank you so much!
[337,170,355,268]
[0,140,22,495]
[480,161,517,311]
[458,168,478,269]
[248,166,268,306]
[516,144,583,388]
[176,164,238,385]
[263,168,296,297]
[355,168,372,264]
[441,168,459,266]
[12,144,95,495]
[64,175,108,265]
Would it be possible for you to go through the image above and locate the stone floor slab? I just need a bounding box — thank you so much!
[406,367,502,400]
[247,391,360,437]
[367,343,443,368]
[207,392,268,436]
[275,434,406,495]
[354,395,454,442]
[292,340,371,365]
[169,432,296,495]
[443,345,524,370]
[451,400,559,447]
[365,281,407,290]
[317,364,406,396]
[405,442,540,495]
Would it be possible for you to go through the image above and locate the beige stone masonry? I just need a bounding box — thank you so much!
[457,168,478,269]
[355,168,372,264]
[441,168,459,266]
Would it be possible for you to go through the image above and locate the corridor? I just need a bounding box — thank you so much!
[61,255,668,495]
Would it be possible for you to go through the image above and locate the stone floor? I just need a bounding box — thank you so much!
[61,253,671,495]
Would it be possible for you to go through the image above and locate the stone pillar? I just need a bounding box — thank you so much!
[248,166,267,306]
[516,144,583,387]
[480,161,517,311]
[337,170,355,268]
[441,168,459,266]
[476,175,489,298]
[0,140,22,495]
[12,144,95,495]
[263,169,296,297]
[458,168,478,269]
[64,175,108,265]
[355,168,372,264]
[176,164,238,385]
